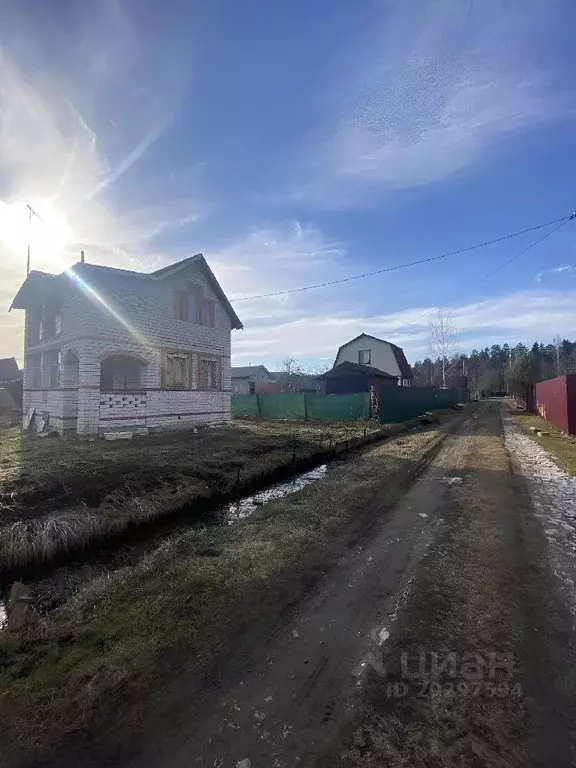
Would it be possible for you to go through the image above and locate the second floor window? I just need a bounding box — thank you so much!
[358,349,371,365]
[174,285,215,327]
[175,290,189,321]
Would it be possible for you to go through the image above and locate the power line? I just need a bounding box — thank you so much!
[388,217,572,336]
[230,214,574,303]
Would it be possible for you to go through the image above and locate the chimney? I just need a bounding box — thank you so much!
[80,250,85,264]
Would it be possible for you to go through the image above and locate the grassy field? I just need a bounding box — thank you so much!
[512,412,576,475]
[0,419,379,570]
[0,413,459,767]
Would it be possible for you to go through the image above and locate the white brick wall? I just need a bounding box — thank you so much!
[21,259,237,436]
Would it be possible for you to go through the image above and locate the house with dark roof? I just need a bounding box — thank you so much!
[10,254,242,436]
[231,365,278,394]
[333,334,413,387]
[320,361,398,395]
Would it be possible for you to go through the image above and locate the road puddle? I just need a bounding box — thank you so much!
[224,464,328,524]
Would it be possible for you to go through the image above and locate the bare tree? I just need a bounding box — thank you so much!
[553,334,562,376]
[279,355,306,393]
[429,308,458,388]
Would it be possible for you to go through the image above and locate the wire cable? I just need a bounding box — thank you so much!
[230,214,574,302]
[388,217,572,336]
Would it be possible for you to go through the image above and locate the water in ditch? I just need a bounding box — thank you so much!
[223,464,327,523]
[3,460,331,626]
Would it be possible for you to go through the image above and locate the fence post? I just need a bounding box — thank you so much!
[304,393,309,421]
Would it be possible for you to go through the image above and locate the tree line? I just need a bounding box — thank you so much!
[412,338,576,396]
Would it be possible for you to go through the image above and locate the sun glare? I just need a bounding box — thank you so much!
[0,200,71,268]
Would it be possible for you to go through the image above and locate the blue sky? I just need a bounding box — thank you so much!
[1,0,576,369]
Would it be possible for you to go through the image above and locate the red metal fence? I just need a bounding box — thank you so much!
[535,374,576,435]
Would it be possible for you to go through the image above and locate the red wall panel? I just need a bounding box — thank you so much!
[535,375,576,434]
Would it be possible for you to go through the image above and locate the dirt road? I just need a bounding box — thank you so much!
[41,405,576,767]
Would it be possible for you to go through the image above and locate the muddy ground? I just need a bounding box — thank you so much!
[5,403,576,767]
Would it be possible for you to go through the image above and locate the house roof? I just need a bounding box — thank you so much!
[334,333,413,379]
[320,361,398,380]
[268,371,323,384]
[231,365,270,379]
[10,271,57,311]
[10,254,243,330]
[0,357,20,381]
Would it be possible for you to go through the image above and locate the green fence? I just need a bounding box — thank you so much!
[232,392,370,421]
[306,392,369,422]
[231,394,260,417]
[378,387,466,423]
[232,388,468,423]
[257,393,307,420]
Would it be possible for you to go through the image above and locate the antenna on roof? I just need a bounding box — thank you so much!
[25,204,45,277]
[26,206,32,276]
[80,250,85,264]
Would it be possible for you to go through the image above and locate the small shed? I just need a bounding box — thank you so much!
[321,361,399,395]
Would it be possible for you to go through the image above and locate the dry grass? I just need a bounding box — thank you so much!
[512,412,576,475]
[0,421,451,766]
[0,420,384,570]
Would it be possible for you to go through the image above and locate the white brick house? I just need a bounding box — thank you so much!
[10,254,242,437]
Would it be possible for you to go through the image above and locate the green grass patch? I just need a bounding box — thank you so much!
[513,413,576,475]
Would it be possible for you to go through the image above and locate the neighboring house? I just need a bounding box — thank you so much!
[333,334,413,387]
[268,371,324,394]
[10,254,242,437]
[0,388,18,425]
[231,365,277,394]
[0,357,20,383]
[321,361,398,395]
[0,357,22,410]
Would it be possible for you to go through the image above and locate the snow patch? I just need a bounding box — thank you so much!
[504,415,576,617]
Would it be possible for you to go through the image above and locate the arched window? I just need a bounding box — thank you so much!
[100,355,145,391]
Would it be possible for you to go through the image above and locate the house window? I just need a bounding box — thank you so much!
[175,290,189,321]
[174,284,214,326]
[41,294,63,341]
[43,351,61,389]
[28,312,41,345]
[27,354,41,388]
[198,357,220,390]
[165,352,193,389]
[100,356,143,391]
[200,299,215,328]
[358,349,371,365]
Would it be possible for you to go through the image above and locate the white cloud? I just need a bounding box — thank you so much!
[230,289,576,366]
[293,0,572,206]
[207,222,346,323]
[0,2,202,358]
[535,264,576,282]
